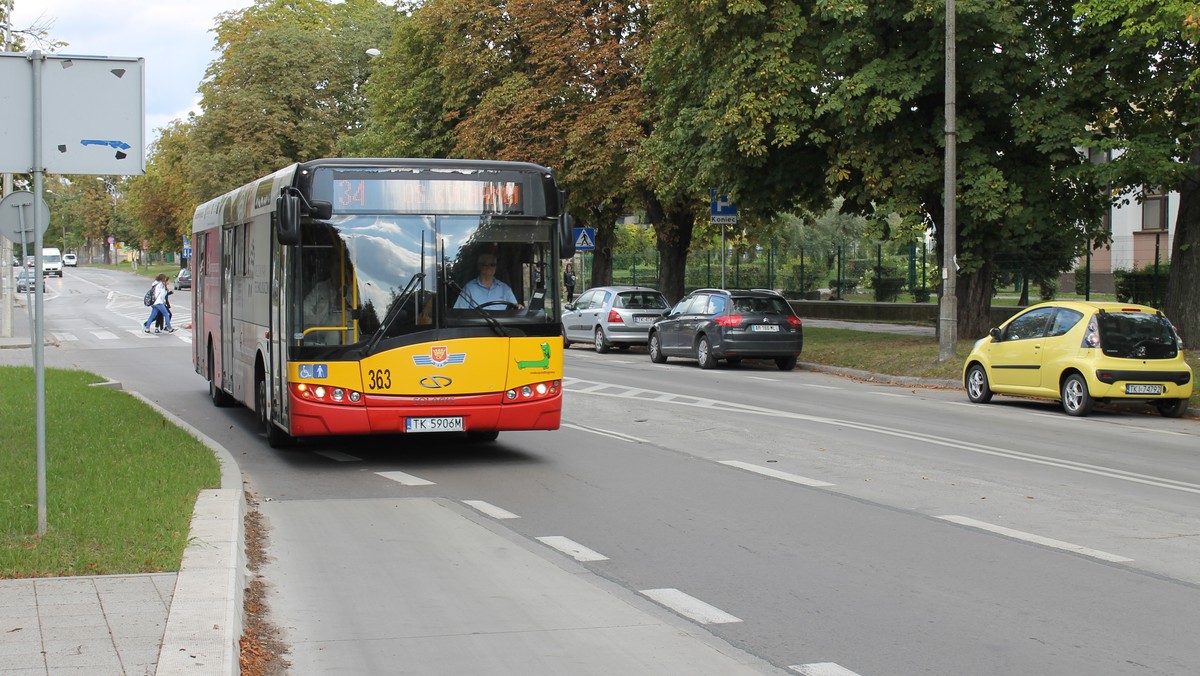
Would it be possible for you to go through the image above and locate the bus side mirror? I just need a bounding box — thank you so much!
[277,194,301,245]
[310,200,333,220]
[559,213,575,259]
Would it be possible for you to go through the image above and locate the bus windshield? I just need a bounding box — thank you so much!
[293,212,558,354]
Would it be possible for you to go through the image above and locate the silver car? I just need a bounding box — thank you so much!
[563,286,670,353]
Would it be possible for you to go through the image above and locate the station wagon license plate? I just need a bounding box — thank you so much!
[1126,384,1163,395]
[405,416,465,433]
[751,324,780,332]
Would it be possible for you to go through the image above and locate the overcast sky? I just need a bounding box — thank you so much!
[10,0,253,143]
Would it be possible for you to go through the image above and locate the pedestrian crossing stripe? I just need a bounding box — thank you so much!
[575,229,595,249]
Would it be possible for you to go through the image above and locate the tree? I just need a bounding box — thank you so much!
[1074,1,1200,345]
[188,0,394,199]
[125,119,196,252]
[644,2,1120,337]
[367,0,653,289]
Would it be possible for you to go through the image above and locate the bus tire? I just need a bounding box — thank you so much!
[208,343,234,408]
[467,430,499,442]
[257,372,295,448]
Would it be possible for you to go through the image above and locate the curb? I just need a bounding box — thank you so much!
[799,361,960,389]
[127,392,245,676]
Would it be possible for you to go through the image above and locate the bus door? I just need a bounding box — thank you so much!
[269,232,289,430]
[220,226,236,391]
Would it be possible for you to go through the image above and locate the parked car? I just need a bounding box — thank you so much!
[563,286,670,353]
[648,288,804,370]
[16,269,44,293]
[963,300,1193,417]
[63,253,77,267]
[175,268,192,290]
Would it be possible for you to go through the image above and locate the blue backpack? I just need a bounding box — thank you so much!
[143,285,155,306]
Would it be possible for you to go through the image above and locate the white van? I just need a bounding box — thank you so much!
[42,248,63,277]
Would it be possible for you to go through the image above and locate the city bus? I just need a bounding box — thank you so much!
[191,158,575,447]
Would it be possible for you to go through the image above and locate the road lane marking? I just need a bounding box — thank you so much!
[566,378,1200,495]
[52,332,78,342]
[463,500,519,520]
[536,536,608,561]
[937,515,1133,563]
[720,461,836,487]
[314,450,360,462]
[561,422,647,444]
[639,588,742,624]
[790,663,864,676]
[375,470,435,486]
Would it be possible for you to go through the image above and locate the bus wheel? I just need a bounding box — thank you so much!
[467,430,499,442]
[208,345,234,407]
[257,374,295,448]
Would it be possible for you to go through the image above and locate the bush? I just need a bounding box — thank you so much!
[873,275,907,302]
[1115,264,1170,305]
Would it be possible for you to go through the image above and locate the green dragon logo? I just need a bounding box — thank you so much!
[516,342,551,370]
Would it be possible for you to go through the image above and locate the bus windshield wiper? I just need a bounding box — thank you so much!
[363,272,425,356]
[447,277,510,337]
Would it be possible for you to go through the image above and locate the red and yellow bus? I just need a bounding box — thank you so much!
[191,158,575,446]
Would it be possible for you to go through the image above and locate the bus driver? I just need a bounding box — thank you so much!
[454,253,523,310]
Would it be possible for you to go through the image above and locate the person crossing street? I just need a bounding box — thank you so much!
[143,273,176,333]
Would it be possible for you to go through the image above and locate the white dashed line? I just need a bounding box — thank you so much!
[375,470,435,486]
[937,515,1133,563]
[463,500,520,520]
[790,663,864,676]
[639,588,742,624]
[720,460,836,488]
[536,536,608,561]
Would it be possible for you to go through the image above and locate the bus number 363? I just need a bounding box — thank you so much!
[367,369,392,390]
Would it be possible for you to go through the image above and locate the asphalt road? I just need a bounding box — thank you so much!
[10,267,1200,675]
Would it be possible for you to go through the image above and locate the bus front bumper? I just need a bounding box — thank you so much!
[288,391,562,436]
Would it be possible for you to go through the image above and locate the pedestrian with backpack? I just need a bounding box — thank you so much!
[143,274,175,333]
[154,287,173,333]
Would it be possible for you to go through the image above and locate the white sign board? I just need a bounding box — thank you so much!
[0,52,145,175]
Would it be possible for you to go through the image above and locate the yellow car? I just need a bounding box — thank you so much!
[963,301,1193,417]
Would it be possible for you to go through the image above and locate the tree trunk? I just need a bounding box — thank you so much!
[956,260,997,339]
[1164,156,1200,348]
[587,205,621,288]
[645,196,694,303]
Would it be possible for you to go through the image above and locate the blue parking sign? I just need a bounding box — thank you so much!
[710,189,737,224]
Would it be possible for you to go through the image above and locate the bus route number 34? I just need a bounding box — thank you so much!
[367,369,392,390]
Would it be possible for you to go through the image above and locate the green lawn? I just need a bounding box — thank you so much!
[0,366,220,578]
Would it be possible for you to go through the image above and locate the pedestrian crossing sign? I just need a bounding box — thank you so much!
[573,227,595,251]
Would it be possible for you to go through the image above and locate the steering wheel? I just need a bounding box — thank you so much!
[479,300,519,311]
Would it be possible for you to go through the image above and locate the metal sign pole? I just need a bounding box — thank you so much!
[32,50,48,536]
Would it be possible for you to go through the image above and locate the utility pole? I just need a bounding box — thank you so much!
[938,0,958,361]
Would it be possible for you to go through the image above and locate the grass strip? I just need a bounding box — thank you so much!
[0,366,221,578]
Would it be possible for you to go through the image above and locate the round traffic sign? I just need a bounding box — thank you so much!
[0,191,51,245]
